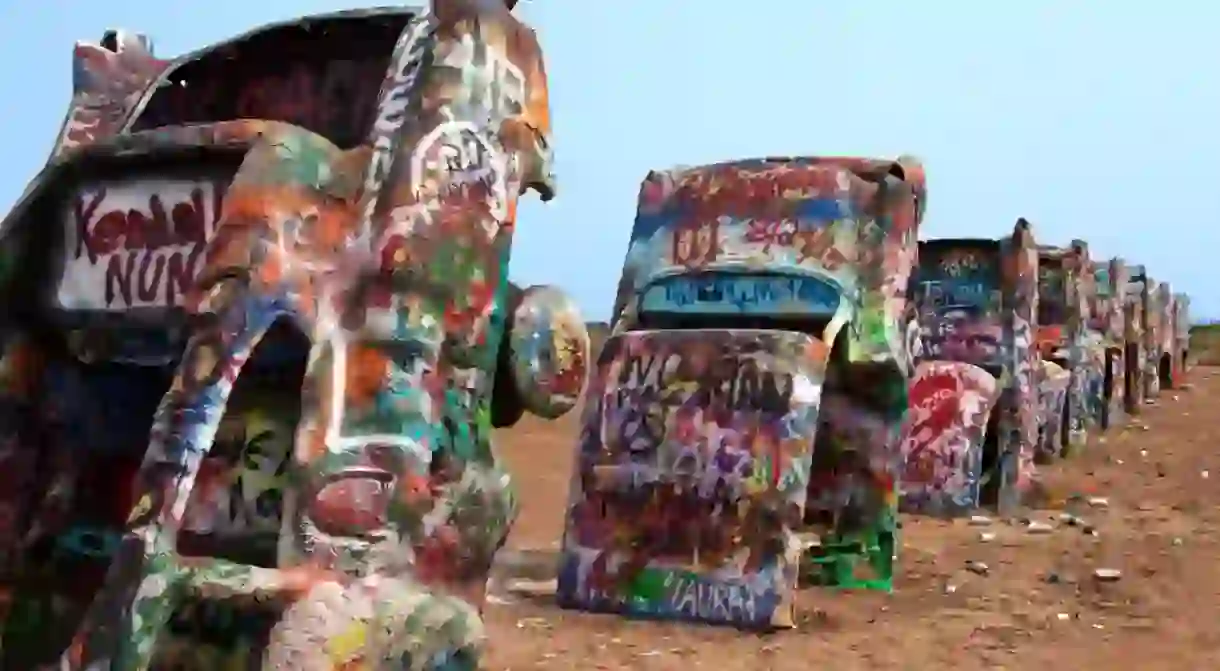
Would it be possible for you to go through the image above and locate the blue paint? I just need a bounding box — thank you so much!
[641,273,841,316]
[56,525,121,559]
[44,363,167,456]
[631,198,848,241]
[914,278,993,310]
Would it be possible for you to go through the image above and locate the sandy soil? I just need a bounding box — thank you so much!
[484,368,1220,670]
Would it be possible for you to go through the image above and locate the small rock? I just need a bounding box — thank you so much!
[1059,512,1084,526]
[1139,449,1148,458]
[944,582,958,594]
[966,560,989,575]
[979,531,997,542]
[1027,521,1054,534]
[1045,572,1062,584]
[1203,470,1210,479]
[1087,497,1109,508]
[506,579,559,597]
[969,515,993,527]
[1093,568,1122,582]
[1172,537,1184,546]
[1056,612,1071,621]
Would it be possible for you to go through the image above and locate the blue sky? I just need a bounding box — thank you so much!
[3,1,1216,321]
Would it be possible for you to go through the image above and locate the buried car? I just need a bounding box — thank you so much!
[1155,283,1186,390]
[1036,241,1103,458]
[1173,293,1191,385]
[1122,265,1149,414]
[0,2,589,669]
[899,219,1040,516]
[557,155,925,629]
[1128,264,1163,402]
[1088,258,1130,429]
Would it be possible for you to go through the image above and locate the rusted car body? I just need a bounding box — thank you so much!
[0,3,590,669]
[557,156,925,629]
[1035,241,1103,457]
[899,220,1040,516]
[1088,259,1129,429]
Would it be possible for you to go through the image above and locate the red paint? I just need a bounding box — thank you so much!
[743,217,797,251]
[905,370,963,461]
[135,59,386,149]
[309,477,392,537]
[71,184,224,308]
[671,220,719,267]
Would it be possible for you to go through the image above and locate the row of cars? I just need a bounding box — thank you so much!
[551,156,1193,630]
[0,3,1191,665]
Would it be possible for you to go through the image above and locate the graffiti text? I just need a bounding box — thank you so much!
[60,179,224,311]
[642,274,840,316]
[665,571,758,623]
[616,350,792,415]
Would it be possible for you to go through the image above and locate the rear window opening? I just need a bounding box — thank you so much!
[129,12,415,149]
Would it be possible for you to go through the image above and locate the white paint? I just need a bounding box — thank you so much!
[358,13,436,245]
[664,571,758,623]
[57,177,223,311]
[407,120,510,236]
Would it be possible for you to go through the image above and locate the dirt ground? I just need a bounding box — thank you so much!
[485,368,1220,670]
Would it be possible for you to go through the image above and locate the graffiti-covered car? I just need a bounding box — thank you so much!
[1123,264,1148,413]
[1128,264,1163,402]
[899,219,1040,516]
[1155,283,1181,390]
[1088,258,1130,429]
[0,2,589,669]
[1173,293,1191,385]
[1036,241,1103,457]
[557,156,925,629]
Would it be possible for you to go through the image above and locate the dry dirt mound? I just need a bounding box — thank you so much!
[487,370,1220,670]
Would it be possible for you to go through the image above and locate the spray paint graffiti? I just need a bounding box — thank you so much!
[0,2,578,669]
[130,46,393,151]
[1037,360,1071,458]
[1173,293,1191,384]
[1089,258,1129,429]
[561,155,924,628]
[559,331,827,629]
[1128,265,1162,403]
[60,178,226,310]
[901,220,1040,515]
[1123,266,1148,414]
[900,362,999,514]
[178,398,295,550]
[1036,241,1102,457]
[53,31,167,158]
[1156,283,1177,390]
